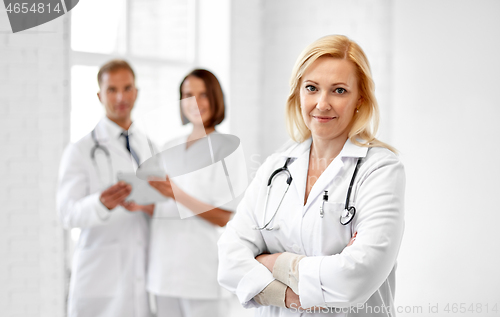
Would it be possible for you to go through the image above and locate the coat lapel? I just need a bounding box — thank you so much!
[304,157,344,210]
[94,119,137,165]
[284,139,312,208]
[299,138,369,213]
[287,150,309,208]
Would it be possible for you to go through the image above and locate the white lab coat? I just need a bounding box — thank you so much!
[148,132,247,299]
[57,117,151,317]
[218,138,405,316]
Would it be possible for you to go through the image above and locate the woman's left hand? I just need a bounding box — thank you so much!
[148,175,177,200]
[120,201,155,217]
[255,253,282,273]
[285,287,302,309]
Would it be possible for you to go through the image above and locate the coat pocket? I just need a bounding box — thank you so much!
[319,202,354,255]
[71,244,120,298]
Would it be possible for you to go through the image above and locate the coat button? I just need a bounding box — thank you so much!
[292,244,301,253]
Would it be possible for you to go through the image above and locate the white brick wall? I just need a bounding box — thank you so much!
[0,8,69,317]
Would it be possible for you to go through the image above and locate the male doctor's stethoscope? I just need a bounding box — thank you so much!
[90,129,150,186]
[253,155,363,231]
[90,129,114,186]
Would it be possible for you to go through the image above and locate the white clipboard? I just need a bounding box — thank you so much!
[117,172,169,205]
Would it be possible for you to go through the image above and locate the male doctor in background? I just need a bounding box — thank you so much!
[57,60,153,317]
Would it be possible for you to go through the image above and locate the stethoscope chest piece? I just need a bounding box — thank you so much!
[339,156,363,226]
[340,206,356,225]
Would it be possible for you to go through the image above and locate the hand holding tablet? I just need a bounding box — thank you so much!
[117,173,169,205]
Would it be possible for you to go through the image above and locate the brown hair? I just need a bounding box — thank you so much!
[179,69,225,128]
[97,59,136,88]
[285,35,396,153]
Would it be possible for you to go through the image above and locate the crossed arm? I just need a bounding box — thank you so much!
[218,152,405,310]
[254,232,358,309]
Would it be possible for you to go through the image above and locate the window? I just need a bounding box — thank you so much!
[69,0,196,142]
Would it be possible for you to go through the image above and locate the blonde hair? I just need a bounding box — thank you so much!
[285,35,396,153]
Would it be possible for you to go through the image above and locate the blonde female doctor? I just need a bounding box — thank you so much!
[218,35,405,316]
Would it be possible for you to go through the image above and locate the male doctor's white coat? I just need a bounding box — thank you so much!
[57,117,152,317]
[218,138,405,316]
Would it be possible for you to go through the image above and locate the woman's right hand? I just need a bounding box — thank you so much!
[284,233,357,310]
[346,231,357,247]
[148,176,176,199]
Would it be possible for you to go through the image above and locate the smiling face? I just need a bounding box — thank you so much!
[97,68,137,126]
[299,56,362,143]
[180,76,213,127]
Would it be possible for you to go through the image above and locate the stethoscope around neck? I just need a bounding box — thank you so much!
[253,158,295,231]
[253,156,363,231]
[91,129,114,186]
[90,128,155,186]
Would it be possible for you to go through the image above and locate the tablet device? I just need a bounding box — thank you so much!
[117,173,169,205]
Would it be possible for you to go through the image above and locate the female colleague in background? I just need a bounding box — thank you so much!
[147,69,243,317]
[218,35,405,316]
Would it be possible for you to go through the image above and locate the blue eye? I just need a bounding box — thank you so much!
[335,88,346,94]
[305,85,317,92]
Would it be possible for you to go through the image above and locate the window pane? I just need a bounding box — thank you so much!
[130,0,195,61]
[71,0,126,54]
[71,65,103,142]
[132,64,192,147]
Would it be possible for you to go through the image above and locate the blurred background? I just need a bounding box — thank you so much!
[1,0,499,316]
